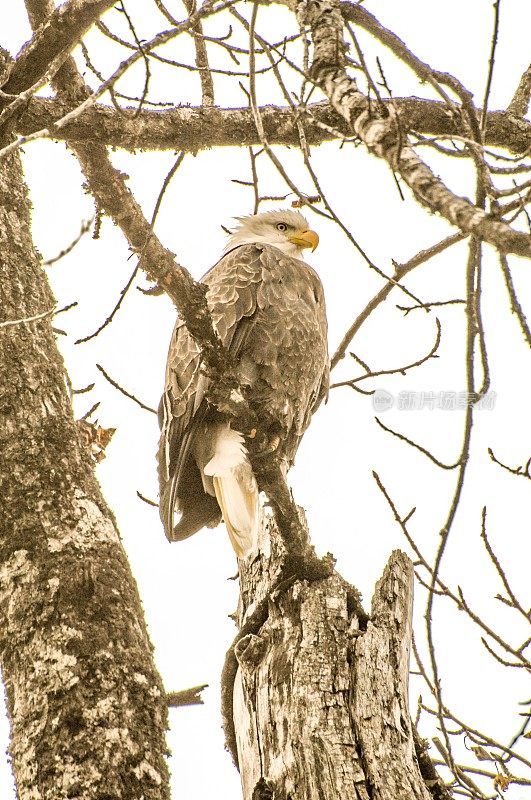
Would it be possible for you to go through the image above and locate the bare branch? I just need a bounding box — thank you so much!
[480,0,502,133]
[136,490,158,508]
[43,217,94,266]
[0,306,55,328]
[339,2,457,111]
[457,588,530,669]
[115,1,151,117]
[479,507,530,621]
[12,6,237,158]
[297,0,531,258]
[12,94,531,153]
[75,152,186,343]
[75,266,139,344]
[166,684,208,707]
[183,0,215,106]
[488,447,531,480]
[508,64,531,118]
[5,0,115,98]
[498,253,531,347]
[374,416,462,471]
[332,317,442,389]
[331,232,465,369]
[96,364,157,414]
[397,299,465,316]
[413,642,531,791]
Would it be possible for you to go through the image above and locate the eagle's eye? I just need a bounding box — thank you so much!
[276,222,288,232]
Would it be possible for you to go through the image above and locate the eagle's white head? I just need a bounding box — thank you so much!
[224,209,319,258]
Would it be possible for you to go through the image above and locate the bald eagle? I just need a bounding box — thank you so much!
[158,209,329,557]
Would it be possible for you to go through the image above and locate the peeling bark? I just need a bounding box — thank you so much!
[0,148,170,799]
[229,518,433,800]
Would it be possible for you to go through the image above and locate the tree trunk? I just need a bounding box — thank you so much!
[229,517,431,800]
[0,149,170,798]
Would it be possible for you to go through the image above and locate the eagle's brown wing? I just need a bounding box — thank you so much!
[158,243,329,542]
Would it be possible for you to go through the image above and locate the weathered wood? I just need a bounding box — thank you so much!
[353,551,431,800]
[230,517,432,800]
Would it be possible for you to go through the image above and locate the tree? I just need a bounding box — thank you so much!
[1,0,530,798]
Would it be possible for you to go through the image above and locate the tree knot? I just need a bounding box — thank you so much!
[234,633,268,672]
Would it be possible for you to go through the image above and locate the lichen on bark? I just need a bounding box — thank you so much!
[0,148,171,799]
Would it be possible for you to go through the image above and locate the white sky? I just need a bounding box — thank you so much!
[2,1,531,798]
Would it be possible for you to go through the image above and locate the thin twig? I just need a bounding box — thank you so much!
[75,266,139,344]
[43,217,94,266]
[136,491,158,507]
[76,151,185,343]
[73,382,95,395]
[374,416,461,470]
[481,0,502,134]
[498,254,531,348]
[331,232,465,369]
[80,401,100,421]
[96,364,157,414]
[167,684,207,707]
[331,317,441,389]
[479,507,529,621]
[0,306,54,328]
[488,448,531,480]
[397,299,465,316]
[183,0,215,106]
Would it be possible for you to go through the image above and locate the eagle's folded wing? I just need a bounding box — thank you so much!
[158,245,265,543]
[158,242,329,554]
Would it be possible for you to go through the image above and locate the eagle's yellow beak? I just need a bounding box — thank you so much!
[288,229,319,252]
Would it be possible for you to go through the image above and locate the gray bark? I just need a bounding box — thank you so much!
[296,0,531,260]
[229,519,433,800]
[1,0,115,100]
[14,97,531,154]
[0,148,170,798]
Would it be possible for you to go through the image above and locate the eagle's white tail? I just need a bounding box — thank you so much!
[203,425,258,557]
